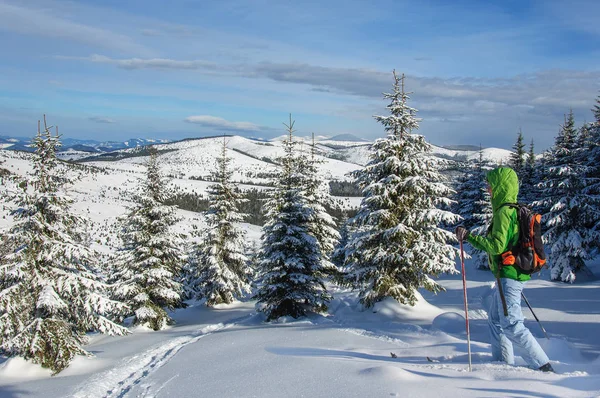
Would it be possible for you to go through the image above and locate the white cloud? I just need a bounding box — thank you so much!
[184,115,260,132]
[61,54,220,71]
[88,116,116,124]
[140,29,161,37]
[55,54,600,150]
[0,2,150,55]
[64,55,599,112]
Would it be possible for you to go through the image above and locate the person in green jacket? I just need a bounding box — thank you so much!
[455,167,553,372]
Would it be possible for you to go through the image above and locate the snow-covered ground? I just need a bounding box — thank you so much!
[1,257,598,397]
[1,141,599,397]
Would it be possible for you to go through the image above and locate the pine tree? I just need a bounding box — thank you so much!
[0,117,128,374]
[470,146,494,269]
[343,71,459,307]
[111,147,186,330]
[535,110,600,282]
[301,134,340,278]
[588,95,600,181]
[454,160,481,231]
[593,92,600,122]
[509,129,526,177]
[521,139,537,205]
[254,116,332,320]
[331,212,350,269]
[577,123,591,150]
[187,137,251,306]
[580,95,600,238]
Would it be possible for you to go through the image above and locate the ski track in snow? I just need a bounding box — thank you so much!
[71,323,231,398]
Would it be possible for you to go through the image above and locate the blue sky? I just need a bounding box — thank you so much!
[0,0,599,150]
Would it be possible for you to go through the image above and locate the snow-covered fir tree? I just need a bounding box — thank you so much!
[0,118,128,374]
[535,110,600,282]
[577,123,592,151]
[343,71,459,307]
[587,96,600,182]
[520,139,537,205]
[254,117,332,320]
[468,147,494,269]
[301,134,340,278]
[454,160,482,231]
[111,147,186,330]
[187,137,252,306]
[509,129,526,178]
[580,95,600,236]
[331,211,351,269]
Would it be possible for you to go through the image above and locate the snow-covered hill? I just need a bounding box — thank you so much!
[431,145,512,164]
[0,135,171,154]
[84,135,362,184]
[1,138,599,398]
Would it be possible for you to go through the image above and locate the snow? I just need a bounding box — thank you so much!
[431,145,513,164]
[1,257,599,397]
[1,139,600,397]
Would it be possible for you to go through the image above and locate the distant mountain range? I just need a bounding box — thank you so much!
[0,133,509,165]
[0,133,371,154]
[0,136,170,153]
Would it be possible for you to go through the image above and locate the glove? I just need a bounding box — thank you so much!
[455,226,470,242]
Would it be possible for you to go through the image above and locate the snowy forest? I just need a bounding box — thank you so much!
[1,72,600,397]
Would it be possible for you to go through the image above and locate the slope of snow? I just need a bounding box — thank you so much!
[431,144,512,164]
[94,136,361,185]
[3,140,598,398]
[1,257,598,397]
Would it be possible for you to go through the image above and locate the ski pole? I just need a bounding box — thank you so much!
[459,239,472,372]
[521,292,550,339]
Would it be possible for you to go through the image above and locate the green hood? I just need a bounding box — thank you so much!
[487,167,519,209]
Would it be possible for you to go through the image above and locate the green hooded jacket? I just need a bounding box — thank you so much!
[466,167,531,281]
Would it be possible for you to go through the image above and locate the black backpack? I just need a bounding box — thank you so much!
[499,203,547,274]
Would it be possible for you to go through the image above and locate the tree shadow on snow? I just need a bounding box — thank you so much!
[520,280,600,315]
[0,384,29,398]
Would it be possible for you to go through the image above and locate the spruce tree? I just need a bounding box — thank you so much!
[188,137,251,306]
[470,147,494,269]
[535,110,600,282]
[254,117,332,320]
[332,212,350,269]
[454,160,481,231]
[0,118,128,374]
[521,139,537,205]
[577,123,591,150]
[301,134,340,278]
[593,92,600,122]
[111,147,186,330]
[509,129,526,178]
[343,71,459,307]
[582,95,600,235]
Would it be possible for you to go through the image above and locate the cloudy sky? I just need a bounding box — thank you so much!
[0,0,599,150]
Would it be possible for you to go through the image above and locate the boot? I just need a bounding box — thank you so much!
[538,363,554,373]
